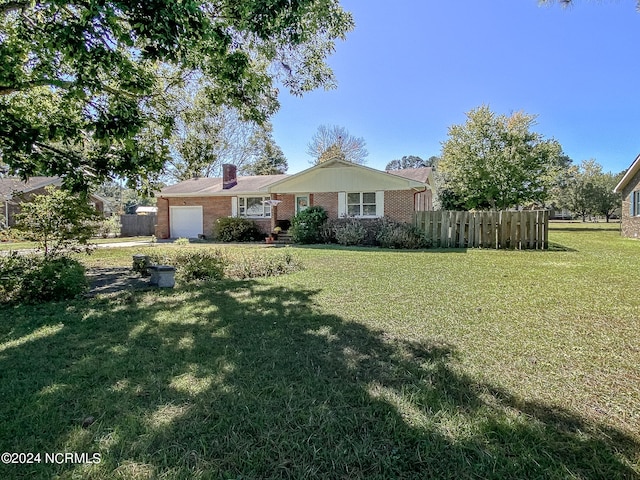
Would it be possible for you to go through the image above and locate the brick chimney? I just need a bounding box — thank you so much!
[222,164,237,189]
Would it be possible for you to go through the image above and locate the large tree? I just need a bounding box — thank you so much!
[438,105,566,210]
[162,81,287,182]
[557,159,623,222]
[0,0,353,191]
[306,125,368,165]
[385,155,438,171]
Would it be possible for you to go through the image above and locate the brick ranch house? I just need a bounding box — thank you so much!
[614,153,640,238]
[155,158,433,239]
[1,176,105,228]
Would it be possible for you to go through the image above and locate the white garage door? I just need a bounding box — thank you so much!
[170,206,203,238]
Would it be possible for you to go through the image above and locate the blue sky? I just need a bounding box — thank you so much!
[271,0,640,175]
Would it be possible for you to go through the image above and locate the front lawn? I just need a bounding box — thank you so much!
[0,223,638,479]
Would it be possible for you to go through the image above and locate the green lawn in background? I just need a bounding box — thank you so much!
[0,222,638,479]
[0,236,153,251]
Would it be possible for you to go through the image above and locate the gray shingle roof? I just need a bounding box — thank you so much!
[159,164,431,196]
[387,167,432,183]
[159,174,288,196]
[0,176,61,198]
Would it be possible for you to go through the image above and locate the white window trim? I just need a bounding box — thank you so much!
[238,196,272,218]
[343,191,383,218]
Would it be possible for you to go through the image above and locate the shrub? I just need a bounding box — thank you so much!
[376,218,430,249]
[174,237,190,245]
[0,228,25,243]
[98,215,121,238]
[333,218,367,246]
[13,185,102,257]
[215,217,263,242]
[290,206,328,244]
[224,251,303,279]
[144,249,226,282]
[0,254,87,304]
[138,247,303,283]
[323,218,382,246]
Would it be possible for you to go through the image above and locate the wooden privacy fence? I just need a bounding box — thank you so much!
[414,210,549,250]
[120,214,157,237]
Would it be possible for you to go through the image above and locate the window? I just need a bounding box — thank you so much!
[347,192,377,217]
[633,191,640,217]
[239,197,271,218]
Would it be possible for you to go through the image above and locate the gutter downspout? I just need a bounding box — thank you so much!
[413,186,428,212]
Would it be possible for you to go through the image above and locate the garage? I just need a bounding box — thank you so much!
[170,206,203,238]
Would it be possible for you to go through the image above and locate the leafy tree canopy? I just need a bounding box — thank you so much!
[161,79,287,182]
[385,155,437,171]
[438,105,567,210]
[556,159,623,222]
[13,185,102,256]
[0,0,353,192]
[306,125,368,165]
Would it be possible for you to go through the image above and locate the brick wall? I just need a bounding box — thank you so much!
[620,169,640,238]
[155,196,272,239]
[155,188,428,238]
[273,194,295,221]
[156,196,231,239]
[384,190,418,224]
[312,192,338,218]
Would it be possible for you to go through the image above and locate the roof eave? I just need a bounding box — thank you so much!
[158,190,268,198]
[614,153,640,193]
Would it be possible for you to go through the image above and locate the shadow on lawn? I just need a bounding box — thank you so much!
[0,283,638,479]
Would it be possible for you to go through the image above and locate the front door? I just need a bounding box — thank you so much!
[295,195,309,215]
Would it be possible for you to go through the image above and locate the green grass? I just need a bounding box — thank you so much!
[0,223,638,479]
[0,236,152,251]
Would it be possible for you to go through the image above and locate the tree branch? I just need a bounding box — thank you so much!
[0,78,74,96]
[0,78,140,99]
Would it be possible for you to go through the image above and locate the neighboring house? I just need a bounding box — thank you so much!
[0,176,105,228]
[156,158,433,239]
[614,153,640,238]
[135,206,158,215]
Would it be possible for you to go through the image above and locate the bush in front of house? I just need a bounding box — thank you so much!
[333,218,367,246]
[0,253,87,304]
[375,218,430,249]
[215,217,263,242]
[144,249,226,282]
[322,217,383,246]
[290,206,328,244]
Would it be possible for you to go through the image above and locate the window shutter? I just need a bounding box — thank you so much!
[338,192,346,217]
[631,192,636,217]
[375,191,384,217]
[231,197,238,217]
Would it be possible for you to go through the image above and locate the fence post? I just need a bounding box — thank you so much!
[440,211,449,248]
